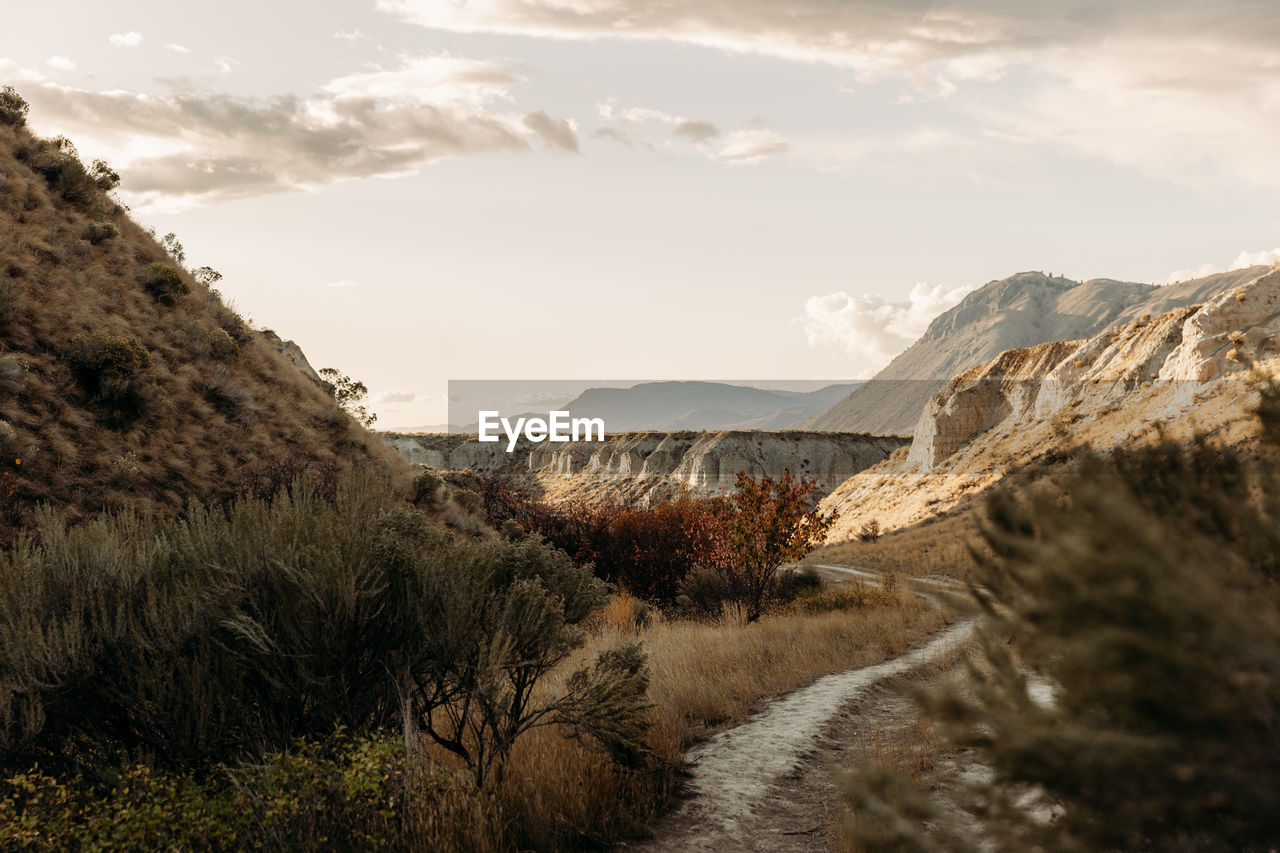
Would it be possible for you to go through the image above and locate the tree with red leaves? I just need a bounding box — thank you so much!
[717,470,837,622]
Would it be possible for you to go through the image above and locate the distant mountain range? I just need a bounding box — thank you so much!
[801,267,1271,435]
[558,381,860,432]
[403,381,863,434]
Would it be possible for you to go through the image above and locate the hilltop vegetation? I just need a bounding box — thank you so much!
[0,89,396,539]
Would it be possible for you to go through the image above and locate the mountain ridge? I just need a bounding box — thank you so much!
[802,267,1272,434]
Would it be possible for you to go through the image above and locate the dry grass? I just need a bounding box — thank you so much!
[0,121,403,532]
[811,504,988,581]
[408,586,951,850]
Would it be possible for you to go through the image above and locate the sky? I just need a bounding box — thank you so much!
[3,0,1279,427]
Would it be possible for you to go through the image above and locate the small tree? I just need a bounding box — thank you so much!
[192,266,222,287]
[160,232,186,265]
[88,159,120,192]
[0,86,28,127]
[717,471,837,622]
[318,368,377,428]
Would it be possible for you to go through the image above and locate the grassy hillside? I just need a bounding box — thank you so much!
[0,102,400,537]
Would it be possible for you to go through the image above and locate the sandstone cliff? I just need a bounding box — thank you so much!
[819,266,1280,539]
[382,430,908,504]
[803,267,1273,435]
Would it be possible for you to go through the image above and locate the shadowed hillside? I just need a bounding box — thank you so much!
[0,97,400,537]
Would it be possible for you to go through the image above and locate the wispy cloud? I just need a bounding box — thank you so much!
[326,280,363,288]
[376,390,416,404]
[334,29,366,42]
[45,56,75,71]
[108,31,143,48]
[14,55,578,209]
[382,0,1280,189]
[164,43,191,54]
[594,98,787,165]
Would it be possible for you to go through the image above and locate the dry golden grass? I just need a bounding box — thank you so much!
[812,504,988,581]
[0,121,404,531]
[406,587,950,850]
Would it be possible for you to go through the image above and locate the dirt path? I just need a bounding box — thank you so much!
[626,618,975,851]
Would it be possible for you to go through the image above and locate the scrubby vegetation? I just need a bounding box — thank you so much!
[0,110,396,539]
[840,383,1280,852]
[476,470,835,620]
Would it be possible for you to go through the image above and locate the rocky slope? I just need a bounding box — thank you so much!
[383,430,908,504]
[803,267,1272,435]
[819,265,1280,539]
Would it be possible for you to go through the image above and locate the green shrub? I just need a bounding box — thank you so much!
[0,733,413,851]
[216,306,252,344]
[84,221,117,245]
[0,86,27,127]
[207,327,239,361]
[144,262,189,305]
[842,422,1280,851]
[66,332,153,422]
[16,136,94,205]
[88,159,119,192]
[0,475,649,789]
[412,469,444,504]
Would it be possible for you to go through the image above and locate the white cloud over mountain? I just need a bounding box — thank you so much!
[804,282,977,375]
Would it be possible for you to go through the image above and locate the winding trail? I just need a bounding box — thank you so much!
[631,607,975,851]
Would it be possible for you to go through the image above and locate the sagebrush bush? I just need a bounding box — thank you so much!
[144,262,189,305]
[84,221,117,245]
[15,136,95,205]
[65,331,154,421]
[0,474,649,791]
[842,396,1280,852]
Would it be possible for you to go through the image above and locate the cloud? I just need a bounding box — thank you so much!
[804,282,978,375]
[716,128,788,164]
[334,29,367,42]
[522,111,579,152]
[15,55,577,209]
[382,0,1280,189]
[376,390,416,404]
[46,56,76,71]
[164,43,191,54]
[1166,247,1280,284]
[213,57,238,74]
[594,99,786,164]
[326,280,362,288]
[673,120,719,142]
[109,32,143,48]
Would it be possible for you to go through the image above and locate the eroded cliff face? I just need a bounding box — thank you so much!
[382,430,908,504]
[821,266,1280,539]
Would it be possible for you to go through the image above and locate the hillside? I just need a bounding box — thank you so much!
[0,112,399,536]
[818,264,1280,539]
[803,267,1272,434]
